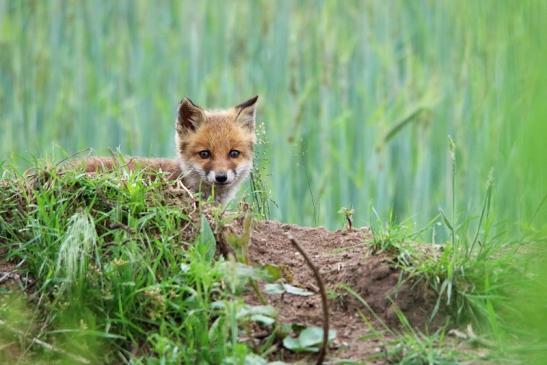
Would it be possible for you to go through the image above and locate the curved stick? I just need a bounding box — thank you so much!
[288,234,329,365]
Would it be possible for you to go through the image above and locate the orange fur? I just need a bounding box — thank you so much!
[80,157,182,180]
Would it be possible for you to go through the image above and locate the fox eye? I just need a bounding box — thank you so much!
[198,150,210,159]
[229,150,240,158]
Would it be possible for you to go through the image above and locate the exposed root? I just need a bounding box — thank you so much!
[288,234,330,365]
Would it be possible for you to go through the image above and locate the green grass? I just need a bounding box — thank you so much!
[0,165,266,364]
[360,139,544,363]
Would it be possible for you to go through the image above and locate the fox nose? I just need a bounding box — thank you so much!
[215,172,228,183]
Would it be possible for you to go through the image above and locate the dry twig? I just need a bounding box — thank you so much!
[288,234,329,365]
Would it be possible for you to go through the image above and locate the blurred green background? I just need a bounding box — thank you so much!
[0,0,545,232]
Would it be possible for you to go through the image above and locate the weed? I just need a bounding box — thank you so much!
[0,163,261,363]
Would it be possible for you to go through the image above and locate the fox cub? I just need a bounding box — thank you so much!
[83,96,259,204]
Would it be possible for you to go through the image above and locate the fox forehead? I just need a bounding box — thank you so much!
[181,119,254,158]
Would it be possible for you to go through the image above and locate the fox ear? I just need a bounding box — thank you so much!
[177,97,205,133]
[234,95,258,130]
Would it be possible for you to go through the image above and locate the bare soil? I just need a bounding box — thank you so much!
[239,220,441,363]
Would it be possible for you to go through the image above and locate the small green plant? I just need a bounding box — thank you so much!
[385,331,461,365]
[264,283,314,297]
[248,154,272,220]
[338,207,354,229]
[282,326,336,353]
[422,141,509,326]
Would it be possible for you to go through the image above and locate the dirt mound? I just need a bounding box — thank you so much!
[4,170,436,332]
[243,221,439,361]
[0,214,440,363]
[1,169,441,362]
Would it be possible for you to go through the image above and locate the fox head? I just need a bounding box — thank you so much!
[175,96,258,200]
